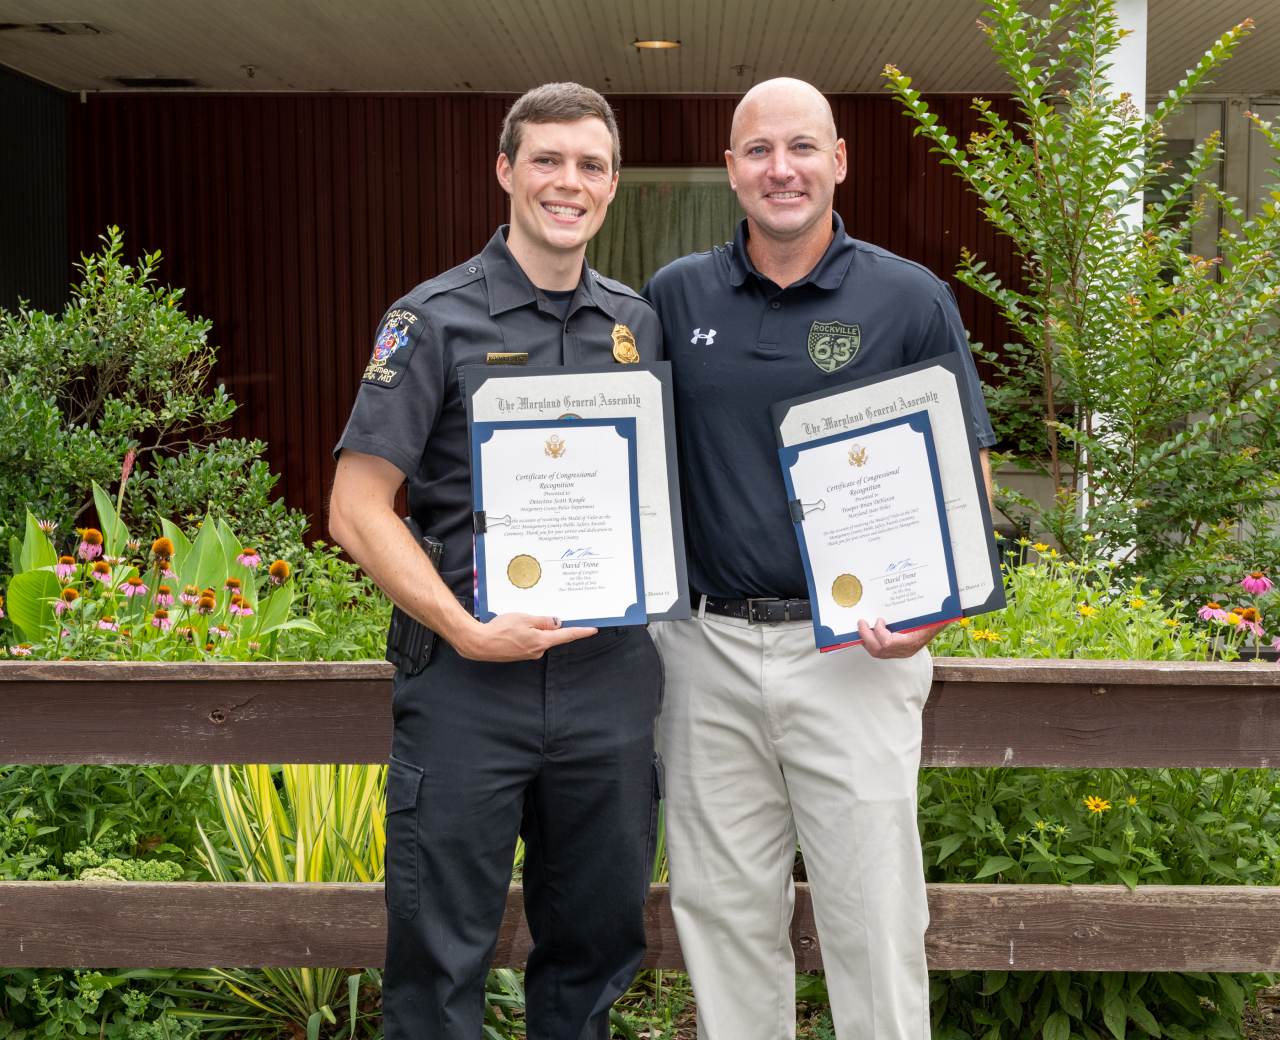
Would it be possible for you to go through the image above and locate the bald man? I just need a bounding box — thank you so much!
[641,79,995,1039]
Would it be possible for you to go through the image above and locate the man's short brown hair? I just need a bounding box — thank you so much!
[499,82,621,175]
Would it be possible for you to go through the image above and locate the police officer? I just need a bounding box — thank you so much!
[641,79,996,1040]
[329,83,663,1040]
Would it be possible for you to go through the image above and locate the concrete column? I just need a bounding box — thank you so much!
[1112,0,1148,225]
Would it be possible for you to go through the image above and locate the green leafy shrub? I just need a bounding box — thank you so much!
[884,0,1280,602]
[0,228,308,573]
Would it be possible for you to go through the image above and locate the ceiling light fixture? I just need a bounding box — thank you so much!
[633,39,680,49]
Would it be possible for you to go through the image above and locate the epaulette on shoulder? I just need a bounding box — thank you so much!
[589,269,643,301]
[405,257,485,307]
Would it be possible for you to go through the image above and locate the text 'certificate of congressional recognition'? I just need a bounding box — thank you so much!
[778,411,962,651]
[464,363,690,621]
[771,354,1005,616]
[471,417,647,629]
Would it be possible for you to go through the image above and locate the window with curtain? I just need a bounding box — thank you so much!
[585,175,744,292]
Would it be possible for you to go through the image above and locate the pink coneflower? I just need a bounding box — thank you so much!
[180,585,200,606]
[224,577,242,591]
[90,561,112,584]
[247,641,261,651]
[236,549,262,568]
[150,608,172,632]
[54,588,79,616]
[197,594,217,615]
[154,584,174,607]
[1243,571,1274,595]
[104,555,125,565]
[126,538,141,552]
[151,537,174,562]
[0,594,5,619]
[210,624,231,640]
[1198,602,1228,622]
[78,528,104,560]
[228,594,254,617]
[98,616,118,632]
[268,560,290,585]
[121,576,148,597]
[9,644,32,656]
[36,517,56,533]
[56,556,76,579]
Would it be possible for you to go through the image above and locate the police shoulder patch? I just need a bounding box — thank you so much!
[363,308,423,387]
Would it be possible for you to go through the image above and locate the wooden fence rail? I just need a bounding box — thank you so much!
[3,658,1280,971]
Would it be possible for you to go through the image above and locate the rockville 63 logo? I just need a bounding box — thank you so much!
[807,320,861,373]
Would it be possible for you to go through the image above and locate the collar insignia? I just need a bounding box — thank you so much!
[807,320,860,373]
[611,324,640,364]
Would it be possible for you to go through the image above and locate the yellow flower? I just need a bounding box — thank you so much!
[1085,795,1111,814]
[1047,548,1059,558]
[1226,612,1243,625]
[1164,619,1178,627]
[959,617,970,628]
[1033,543,1050,552]
[1130,598,1145,609]
[1035,821,1046,831]
[1078,603,1098,618]
[972,628,1003,642]
[1127,795,1138,806]
[993,530,1001,539]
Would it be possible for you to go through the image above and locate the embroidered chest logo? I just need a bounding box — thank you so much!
[690,328,716,345]
[807,320,860,373]
[545,435,567,458]
[364,309,419,384]
[611,324,640,364]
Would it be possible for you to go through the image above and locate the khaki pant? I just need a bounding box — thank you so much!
[650,610,933,1040]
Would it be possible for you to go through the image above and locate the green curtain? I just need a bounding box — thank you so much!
[585,182,745,292]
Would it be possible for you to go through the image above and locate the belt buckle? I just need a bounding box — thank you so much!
[746,597,784,623]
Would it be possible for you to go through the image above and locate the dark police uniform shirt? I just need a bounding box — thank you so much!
[641,213,996,601]
[335,226,662,601]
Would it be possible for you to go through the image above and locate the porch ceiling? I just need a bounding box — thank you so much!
[0,0,1278,97]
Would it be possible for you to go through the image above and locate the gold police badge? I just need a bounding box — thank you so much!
[807,320,860,373]
[611,324,640,364]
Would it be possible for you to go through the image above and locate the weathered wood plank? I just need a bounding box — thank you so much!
[921,680,1280,768]
[3,882,1278,972]
[3,659,1280,766]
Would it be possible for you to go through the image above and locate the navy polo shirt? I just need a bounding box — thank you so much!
[641,213,996,601]
[335,227,662,599]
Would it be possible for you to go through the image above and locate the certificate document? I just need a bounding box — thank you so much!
[471,417,647,628]
[464,363,690,621]
[771,355,1005,616]
[778,411,962,651]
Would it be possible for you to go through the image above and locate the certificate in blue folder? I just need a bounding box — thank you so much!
[471,417,646,628]
[777,410,961,651]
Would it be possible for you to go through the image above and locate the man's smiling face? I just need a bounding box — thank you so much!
[498,116,618,263]
[727,80,847,244]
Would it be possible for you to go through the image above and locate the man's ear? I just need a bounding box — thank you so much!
[724,149,737,192]
[834,138,848,186]
[496,152,514,195]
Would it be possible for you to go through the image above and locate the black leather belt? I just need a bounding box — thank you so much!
[693,589,813,624]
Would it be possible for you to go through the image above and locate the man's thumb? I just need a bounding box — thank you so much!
[531,615,562,631]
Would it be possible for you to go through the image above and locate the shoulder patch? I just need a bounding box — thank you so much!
[589,269,644,301]
[362,306,425,388]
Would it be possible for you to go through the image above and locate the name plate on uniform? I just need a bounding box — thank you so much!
[777,411,962,651]
[470,417,647,628]
[771,354,1005,619]
[464,362,690,622]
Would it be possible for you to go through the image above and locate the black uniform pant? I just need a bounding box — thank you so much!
[383,625,663,1040]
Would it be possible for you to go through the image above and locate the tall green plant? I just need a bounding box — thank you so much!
[194,764,386,1037]
[884,1,1280,598]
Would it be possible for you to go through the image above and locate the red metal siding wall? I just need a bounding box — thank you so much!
[65,92,1018,531]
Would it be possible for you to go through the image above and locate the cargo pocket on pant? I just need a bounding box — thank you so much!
[644,755,664,897]
[384,755,424,920]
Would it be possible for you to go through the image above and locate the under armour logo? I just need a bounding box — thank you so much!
[690,328,717,345]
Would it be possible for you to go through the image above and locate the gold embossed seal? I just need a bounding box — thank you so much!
[507,555,542,589]
[611,324,640,363]
[832,573,863,608]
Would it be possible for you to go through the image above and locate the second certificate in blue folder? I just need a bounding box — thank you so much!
[777,410,961,651]
[471,417,647,628]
